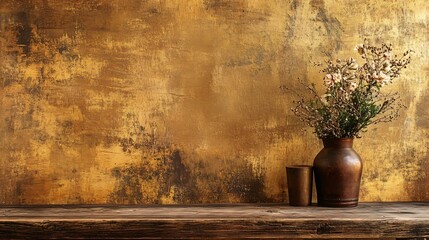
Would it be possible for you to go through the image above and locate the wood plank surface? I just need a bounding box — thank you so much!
[0,202,427,239]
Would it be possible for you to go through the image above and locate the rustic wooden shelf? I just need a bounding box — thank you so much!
[0,202,428,239]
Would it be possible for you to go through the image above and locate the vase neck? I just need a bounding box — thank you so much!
[322,138,354,148]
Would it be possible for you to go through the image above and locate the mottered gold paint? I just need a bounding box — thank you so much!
[0,0,428,203]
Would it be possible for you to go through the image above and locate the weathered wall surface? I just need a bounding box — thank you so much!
[0,0,427,204]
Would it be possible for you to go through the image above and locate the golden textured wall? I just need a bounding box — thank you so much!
[0,0,427,204]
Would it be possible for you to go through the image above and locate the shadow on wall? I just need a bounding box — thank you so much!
[108,127,269,204]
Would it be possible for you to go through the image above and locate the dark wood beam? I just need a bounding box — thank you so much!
[0,202,428,239]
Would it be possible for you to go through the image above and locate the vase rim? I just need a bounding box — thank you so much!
[322,138,354,147]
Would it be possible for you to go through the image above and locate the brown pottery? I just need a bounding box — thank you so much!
[286,165,313,206]
[313,138,362,207]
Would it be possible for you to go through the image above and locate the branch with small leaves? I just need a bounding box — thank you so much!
[291,41,412,139]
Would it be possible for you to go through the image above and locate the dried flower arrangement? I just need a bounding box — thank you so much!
[292,42,412,139]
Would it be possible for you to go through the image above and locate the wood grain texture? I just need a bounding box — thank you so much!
[0,203,427,239]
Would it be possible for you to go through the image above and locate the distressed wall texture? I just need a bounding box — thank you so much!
[0,0,428,204]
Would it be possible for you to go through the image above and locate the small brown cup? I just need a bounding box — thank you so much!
[286,165,313,206]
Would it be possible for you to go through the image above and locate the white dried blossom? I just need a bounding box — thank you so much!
[333,73,342,83]
[349,82,358,91]
[349,61,359,70]
[379,71,391,85]
[323,74,333,87]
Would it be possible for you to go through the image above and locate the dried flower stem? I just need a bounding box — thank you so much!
[291,41,412,139]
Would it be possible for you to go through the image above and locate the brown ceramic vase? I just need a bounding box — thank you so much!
[313,138,362,207]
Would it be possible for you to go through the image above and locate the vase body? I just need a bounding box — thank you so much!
[313,138,362,207]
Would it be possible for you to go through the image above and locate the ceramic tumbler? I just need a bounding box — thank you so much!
[286,165,313,206]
